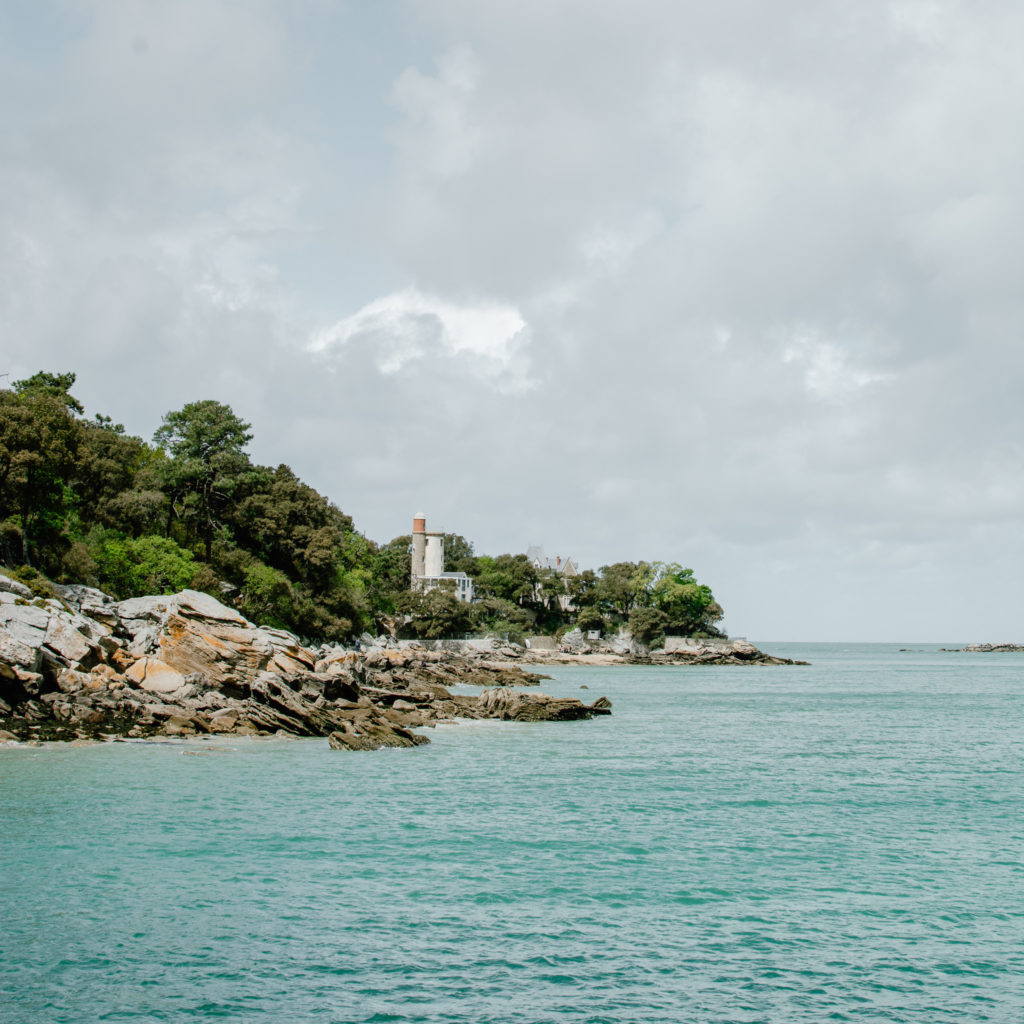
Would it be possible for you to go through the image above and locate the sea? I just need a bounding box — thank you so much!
[1,643,1022,1024]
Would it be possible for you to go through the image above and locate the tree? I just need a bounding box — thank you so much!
[576,606,605,634]
[153,400,254,561]
[473,553,538,604]
[396,586,472,639]
[72,419,151,531]
[442,533,477,574]
[368,535,413,610]
[565,568,599,608]
[0,383,81,567]
[594,561,653,619]
[650,563,724,637]
[628,607,669,646]
[13,371,84,413]
[238,560,294,629]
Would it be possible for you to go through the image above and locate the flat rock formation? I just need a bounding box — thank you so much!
[0,576,609,747]
[940,643,1024,653]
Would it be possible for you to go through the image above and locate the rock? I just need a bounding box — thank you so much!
[0,728,19,742]
[0,573,33,599]
[155,612,273,688]
[328,714,429,751]
[124,657,187,695]
[2,582,614,743]
[257,626,317,674]
[206,708,240,732]
[0,603,49,647]
[476,687,606,722]
[43,615,101,668]
[56,669,94,693]
[0,632,42,675]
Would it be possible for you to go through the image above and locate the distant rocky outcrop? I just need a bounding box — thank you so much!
[0,576,610,747]
[940,643,1024,653]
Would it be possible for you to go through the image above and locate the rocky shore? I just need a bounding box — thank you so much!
[0,575,610,749]
[405,630,805,667]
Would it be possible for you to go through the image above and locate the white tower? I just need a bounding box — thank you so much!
[411,513,426,584]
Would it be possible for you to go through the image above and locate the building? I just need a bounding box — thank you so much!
[410,513,475,602]
[526,545,580,578]
[526,544,579,611]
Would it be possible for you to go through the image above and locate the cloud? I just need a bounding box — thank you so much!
[5,0,1024,638]
[309,287,530,388]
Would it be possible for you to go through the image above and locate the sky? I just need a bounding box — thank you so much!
[2,0,1022,641]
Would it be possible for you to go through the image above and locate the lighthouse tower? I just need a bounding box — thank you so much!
[409,513,474,602]
[411,513,426,584]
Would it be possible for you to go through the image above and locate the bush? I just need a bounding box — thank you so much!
[238,561,294,629]
[92,533,197,599]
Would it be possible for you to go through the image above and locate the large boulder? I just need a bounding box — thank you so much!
[123,657,188,695]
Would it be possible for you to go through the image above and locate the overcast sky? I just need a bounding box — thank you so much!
[3,0,1022,641]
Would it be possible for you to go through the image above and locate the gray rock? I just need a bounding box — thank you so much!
[0,633,42,674]
[0,574,32,599]
[44,615,99,667]
[0,603,50,645]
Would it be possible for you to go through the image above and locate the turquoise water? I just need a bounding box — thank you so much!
[2,644,1022,1023]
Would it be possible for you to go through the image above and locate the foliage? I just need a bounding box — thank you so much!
[650,562,725,637]
[92,533,198,599]
[627,607,669,646]
[576,606,606,634]
[1,369,728,644]
[0,383,82,568]
[396,587,472,639]
[473,553,538,604]
[153,400,255,562]
[238,560,294,629]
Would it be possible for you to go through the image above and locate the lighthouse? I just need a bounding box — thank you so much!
[409,513,475,602]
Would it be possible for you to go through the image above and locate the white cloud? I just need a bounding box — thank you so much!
[309,287,531,387]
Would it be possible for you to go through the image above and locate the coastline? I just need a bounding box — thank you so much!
[0,577,610,747]
[2,571,802,747]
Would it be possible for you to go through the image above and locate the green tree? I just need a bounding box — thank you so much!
[153,400,254,561]
[594,561,653,619]
[13,371,84,413]
[473,553,538,604]
[442,533,477,573]
[565,568,599,608]
[72,419,152,531]
[0,381,82,568]
[650,563,724,637]
[396,586,472,639]
[628,607,669,646]
[576,605,606,634]
[368,535,413,611]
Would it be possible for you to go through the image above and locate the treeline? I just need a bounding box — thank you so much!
[0,372,723,644]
